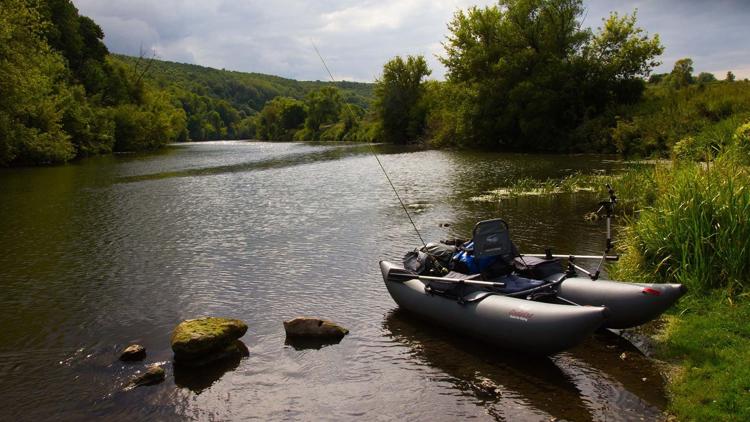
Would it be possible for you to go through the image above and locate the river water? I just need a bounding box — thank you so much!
[0,141,666,421]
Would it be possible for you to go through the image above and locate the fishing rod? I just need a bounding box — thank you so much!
[311,42,428,249]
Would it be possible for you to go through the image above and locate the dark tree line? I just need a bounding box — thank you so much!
[373,0,665,152]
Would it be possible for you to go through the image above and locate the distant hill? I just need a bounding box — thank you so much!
[113,54,374,115]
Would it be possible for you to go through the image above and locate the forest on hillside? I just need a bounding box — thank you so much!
[0,0,372,165]
[2,0,749,166]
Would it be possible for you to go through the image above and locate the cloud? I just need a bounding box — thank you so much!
[72,0,750,81]
[582,0,750,78]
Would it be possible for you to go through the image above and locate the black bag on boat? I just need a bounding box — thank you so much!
[513,256,563,280]
[423,242,456,266]
[403,249,430,274]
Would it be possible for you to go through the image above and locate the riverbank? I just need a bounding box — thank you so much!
[609,127,750,419]
[655,294,750,420]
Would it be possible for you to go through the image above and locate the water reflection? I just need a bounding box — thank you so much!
[284,336,345,351]
[174,343,248,394]
[383,309,590,421]
[384,310,666,421]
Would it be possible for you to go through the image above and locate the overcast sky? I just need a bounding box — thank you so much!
[72,0,750,82]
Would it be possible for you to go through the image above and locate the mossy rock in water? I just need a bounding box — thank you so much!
[171,317,247,362]
[283,317,349,339]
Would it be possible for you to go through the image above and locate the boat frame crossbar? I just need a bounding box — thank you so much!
[522,254,619,261]
[386,268,506,289]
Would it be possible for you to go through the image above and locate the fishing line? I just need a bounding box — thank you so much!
[311,41,427,248]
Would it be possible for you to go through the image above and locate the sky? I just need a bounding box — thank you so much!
[72,0,750,82]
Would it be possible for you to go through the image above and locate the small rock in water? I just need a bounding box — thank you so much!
[126,364,165,389]
[283,317,349,339]
[620,352,628,360]
[171,317,248,366]
[119,344,146,361]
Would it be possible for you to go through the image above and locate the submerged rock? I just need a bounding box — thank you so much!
[119,344,146,361]
[283,317,349,339]
[126,364,165,389]
[170,317,248,365]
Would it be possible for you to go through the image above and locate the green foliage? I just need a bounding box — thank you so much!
[60,84,115,156]
[0,0,75,165]
[697,72,717,83]
[726,71,736,82]
[374,55,431,144]
[729,121,750,164]
[112,90,187,151]
[303,87,342,140]
[669,58,694,88]
[423,81,474,148]
[255,97,306,141]
[672,136,704,161]
[436,0,662,151]
[612,79,750,157]
[114,55,373,142]
[38,0,109,92]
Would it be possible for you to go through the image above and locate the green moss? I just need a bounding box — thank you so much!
[170,317,247,357]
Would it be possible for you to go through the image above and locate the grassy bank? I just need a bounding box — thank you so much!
[608,122,750,420]
[655,294,750,420]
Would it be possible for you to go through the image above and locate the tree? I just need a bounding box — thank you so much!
[304,87,342,138]
[255,97,306,141]
[585,11,664,102]
[670,58,694,88]
[438,0,662,150]
[374,55,431,144]
[0,0,75,164]
[697,72,717,83]
[648,73,667,84]
[726,71,736,82]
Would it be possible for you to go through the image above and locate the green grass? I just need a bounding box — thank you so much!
[655,294,750,421]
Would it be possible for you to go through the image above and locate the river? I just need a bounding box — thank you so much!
[0,141,666,421]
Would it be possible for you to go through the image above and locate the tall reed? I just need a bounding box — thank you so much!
[616,157,750,293]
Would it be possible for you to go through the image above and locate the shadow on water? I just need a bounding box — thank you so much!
[382,309,592,421]
[173,341,250,394]
[284,336,344,351]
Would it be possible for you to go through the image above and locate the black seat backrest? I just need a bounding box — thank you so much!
[472,219,517,263]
